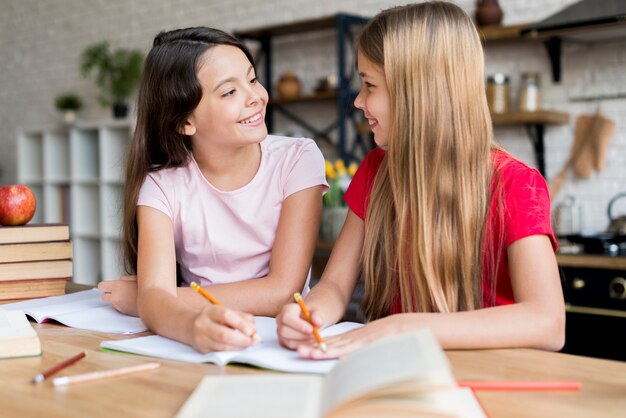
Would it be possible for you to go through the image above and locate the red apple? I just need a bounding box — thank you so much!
[0,184,37,226]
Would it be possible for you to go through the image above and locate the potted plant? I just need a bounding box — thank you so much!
[320,159,358,242]
[80,41,143,118]
[54,93,83,124]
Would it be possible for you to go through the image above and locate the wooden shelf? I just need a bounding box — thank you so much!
[557,254,626,270]
[478,23,531,42]
[269,91,338,105]
[236,15,346,38]
[491,110,570,126]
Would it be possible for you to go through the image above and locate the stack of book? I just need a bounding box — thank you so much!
[0,224,72,301]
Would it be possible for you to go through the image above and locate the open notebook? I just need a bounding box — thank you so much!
[101,317,362,374]
[175,329,486,418]
[0,289,147,334]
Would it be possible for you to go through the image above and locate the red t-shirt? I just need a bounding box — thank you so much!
[344,148,557,312]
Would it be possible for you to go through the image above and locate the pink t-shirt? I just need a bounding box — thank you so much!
[344,148,557,312]
[137,135,328,288]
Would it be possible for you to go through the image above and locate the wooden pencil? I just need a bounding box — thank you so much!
[190,281,261,343]
[32,351,86,383]
[52,362,160,386]
[293,292,327,352]
[458,380,582,391]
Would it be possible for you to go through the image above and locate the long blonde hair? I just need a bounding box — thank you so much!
[359,2,498,319]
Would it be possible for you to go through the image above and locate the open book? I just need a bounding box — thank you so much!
[175,330,486,418]
[101,317,362,374]
[0,289,147,334]
[0,310,41,359]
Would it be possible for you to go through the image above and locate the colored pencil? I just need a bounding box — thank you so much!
[293,292,327,352]
[52,362,160,386]
[32,352,86,384]
[190,281,221,305]
[458,380,581,391]
[190,281,261,343]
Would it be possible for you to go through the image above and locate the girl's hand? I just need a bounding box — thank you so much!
[276,302,324,350]
[297,317,398,359]
[98,275,139,317]
[190,305,257,353]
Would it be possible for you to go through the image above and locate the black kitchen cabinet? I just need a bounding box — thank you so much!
[559,264,626,362]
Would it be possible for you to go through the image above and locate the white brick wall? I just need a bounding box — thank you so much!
[1,0,624,232]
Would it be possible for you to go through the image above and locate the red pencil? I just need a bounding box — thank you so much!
[32,352,86,384]
[458,380,581,391]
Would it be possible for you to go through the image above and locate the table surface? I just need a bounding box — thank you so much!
[1,320,625,418]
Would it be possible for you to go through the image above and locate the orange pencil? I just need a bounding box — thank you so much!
[190,281,261,343]
[190,281,220,305]
[458,380,581,391]
[293,292,327,353]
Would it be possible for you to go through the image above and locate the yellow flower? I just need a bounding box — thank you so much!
[335,159,347,176]
[348,162,358,177]
[325,160,337,180]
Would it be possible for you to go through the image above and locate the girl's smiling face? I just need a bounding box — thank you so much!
[184,45,269,149]
[354,49,391,148]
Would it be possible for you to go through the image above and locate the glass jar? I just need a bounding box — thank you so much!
[518,72,541,112]
[486,73,510,114]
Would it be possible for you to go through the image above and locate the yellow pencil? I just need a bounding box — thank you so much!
[190,281,261,343]
[190,281,220,305]
[293,292,327,352]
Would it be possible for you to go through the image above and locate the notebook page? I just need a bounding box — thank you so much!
[101,317,363,373]
[1,289,147,334]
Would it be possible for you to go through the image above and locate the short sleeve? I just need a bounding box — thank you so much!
[502,165,557,251]
[137,174,173,220]
[283,139,329,198]
[344,148,385,220]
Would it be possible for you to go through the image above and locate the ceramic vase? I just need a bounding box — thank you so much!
[277,71,302,100]
[475,0,503,26]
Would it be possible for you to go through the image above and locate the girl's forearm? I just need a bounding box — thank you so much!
[139,287,196,345]
[304,278,355,327]
[176,275,301,316]
[391,301,564,351]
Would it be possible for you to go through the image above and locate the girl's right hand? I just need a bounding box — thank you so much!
[190,305,257,353]
[276,302,324,350]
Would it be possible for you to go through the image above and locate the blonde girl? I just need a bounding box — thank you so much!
[277,1,564,358]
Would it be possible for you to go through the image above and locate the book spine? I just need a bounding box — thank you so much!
[0,260,73,282]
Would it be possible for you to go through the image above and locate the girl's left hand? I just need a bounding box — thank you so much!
[98,275,139,316]
[297,316,399,359]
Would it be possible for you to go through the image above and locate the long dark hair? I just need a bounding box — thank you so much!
[122,27,256,273]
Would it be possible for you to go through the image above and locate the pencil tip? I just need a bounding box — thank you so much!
[319,342,328,353]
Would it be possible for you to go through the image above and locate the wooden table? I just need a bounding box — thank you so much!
[1,322,625,417]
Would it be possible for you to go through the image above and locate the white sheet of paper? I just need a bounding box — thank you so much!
[101,317,362,374]
[0,289,147,334]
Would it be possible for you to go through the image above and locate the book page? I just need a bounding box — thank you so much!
[0,310,41,358]
[175,375,324,418]
[1,289,147,334]
[327,388,486,418]
[101,317,363,373]
[321,330,456,415]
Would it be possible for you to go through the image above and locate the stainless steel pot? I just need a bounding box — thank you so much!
[607,192,626,235]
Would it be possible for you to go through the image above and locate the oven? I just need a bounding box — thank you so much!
[558,253,626,362]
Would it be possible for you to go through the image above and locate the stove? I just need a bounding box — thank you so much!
[557,248,626,361]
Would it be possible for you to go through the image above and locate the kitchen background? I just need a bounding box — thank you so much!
[0,0,624,231]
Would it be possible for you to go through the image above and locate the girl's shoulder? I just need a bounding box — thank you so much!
[262,134,318,153]
[261,135,325,167]
[491,149,544,185]
[145,159,194,185]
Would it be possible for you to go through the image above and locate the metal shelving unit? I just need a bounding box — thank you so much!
[235,13,372,161]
